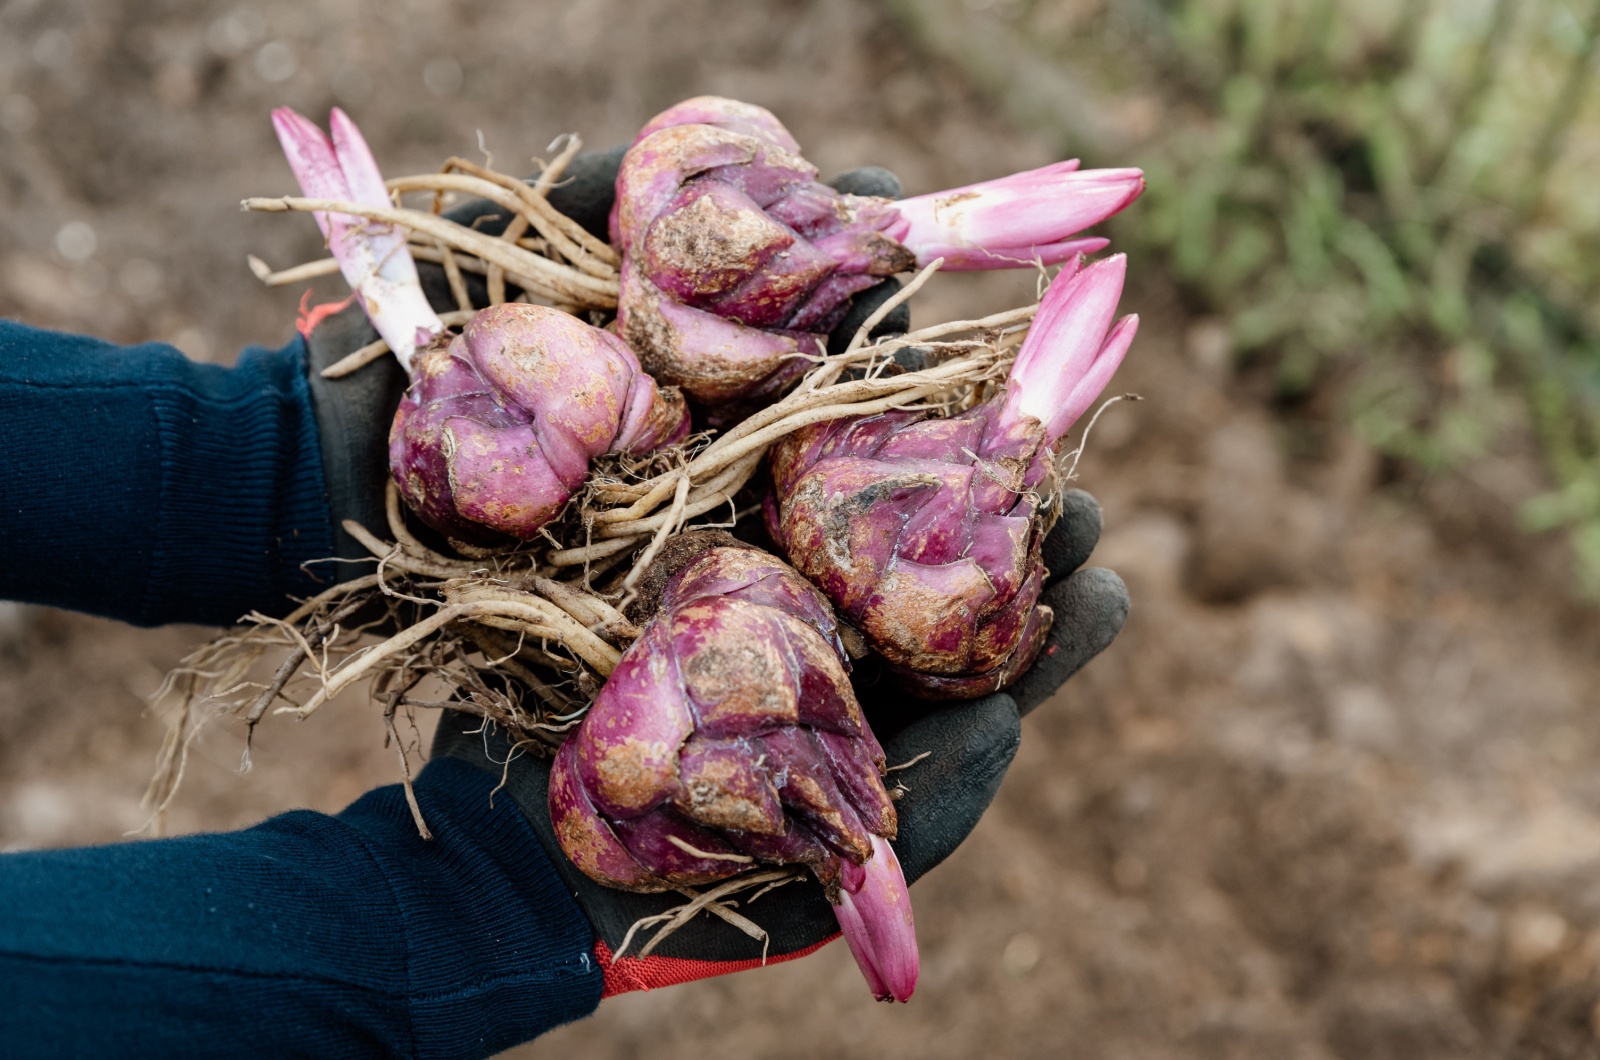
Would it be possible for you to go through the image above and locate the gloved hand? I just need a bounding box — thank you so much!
[301,150,911,567]
[295,150,1133,998]
[430,490,1128,997]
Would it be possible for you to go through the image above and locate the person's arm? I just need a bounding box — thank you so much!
[0,757,601,1058]
[0,322,335,626]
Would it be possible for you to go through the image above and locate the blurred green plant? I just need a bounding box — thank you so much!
[887,0,1600,592]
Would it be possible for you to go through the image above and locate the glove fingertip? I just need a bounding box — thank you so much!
[827,278,911,355]
[1041,489,1103,582]
[886,694,1021,885]
[826,165,904,200]
[546,144,628,242]
[1011,567,1128,717]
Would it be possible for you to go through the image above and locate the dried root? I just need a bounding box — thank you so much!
[567,299,1032,549]
[246,194,615,302]
[612,868,804,963]
[142,481,636,832]
[247,137,616,378]
[244,136,615,316]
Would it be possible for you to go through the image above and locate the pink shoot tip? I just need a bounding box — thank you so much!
[832,835,918,1003]
[896,165,1144,272]
[1001,253,1137,444]
[269,107,442,372]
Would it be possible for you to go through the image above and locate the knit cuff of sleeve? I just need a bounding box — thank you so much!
[139,335,337,623]
[333,757,605,1053]
[0,322,337,626]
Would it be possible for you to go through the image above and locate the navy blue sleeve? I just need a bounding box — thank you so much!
[0,320,337,626]
[0,758,603,1057]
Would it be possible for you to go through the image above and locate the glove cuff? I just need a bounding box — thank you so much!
[594,936,834,999]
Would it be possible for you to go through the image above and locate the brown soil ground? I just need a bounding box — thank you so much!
[4,1,1600,1057]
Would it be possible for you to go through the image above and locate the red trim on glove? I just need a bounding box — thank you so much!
[296,291,357,339]
[595,934,838,998]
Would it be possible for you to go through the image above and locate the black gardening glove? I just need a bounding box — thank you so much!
[430,490,1127,997]
[302,150,912,569]
[297,149,1131,996]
